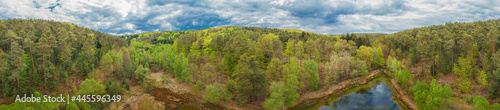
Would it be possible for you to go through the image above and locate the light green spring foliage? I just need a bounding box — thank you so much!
[174,53,190,82]
[283,58,301,106]
[295,41,304,59]
[325,53,342,84]
[79,79,106,95]
[350,58,369,77]
[356,46,373,67]
[266,58,283,81]
[472,96,489,110]
[373,47,385,67]
[410,79,453,110]
[386,55,400,74]
[66,102,79,110]
[304,59,319,91]
[304,39,319,60]
[491,103,500,110]
[395,68,411,88]
[204,83,232,103]
[285,39,295,57]
[134,64,149,82]
[479,71,488,89]
[454,57,471,93]
[262,81,286,110]
[100,51,114,75]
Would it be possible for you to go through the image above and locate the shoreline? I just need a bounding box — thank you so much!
[290,69,418,110]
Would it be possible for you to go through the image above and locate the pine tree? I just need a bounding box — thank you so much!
[283,58,301,106]
[266,58,283,81]
[37,33,52,91]
[304,59,319,91]
[262,81,285,110]
[7,30,25,92]
[0,49,8,91]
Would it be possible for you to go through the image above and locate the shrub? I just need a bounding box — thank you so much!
[134,64,149,83]
[106,80,124,95]
[472,96,489,110]
[204,83,232,103]
[123,80,130,90]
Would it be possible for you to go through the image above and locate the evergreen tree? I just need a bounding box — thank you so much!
[304,59,319,91]
[262,81,285,110]
[283,58,301,106]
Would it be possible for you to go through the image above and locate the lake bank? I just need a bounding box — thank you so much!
[290,70,417,110]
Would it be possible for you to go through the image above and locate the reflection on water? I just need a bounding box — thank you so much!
[319,83,401,110]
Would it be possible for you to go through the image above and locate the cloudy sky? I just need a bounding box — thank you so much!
[1,0,499,35]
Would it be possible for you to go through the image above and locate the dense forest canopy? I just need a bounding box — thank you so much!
[374,19,500,110]
[0,19,500,110]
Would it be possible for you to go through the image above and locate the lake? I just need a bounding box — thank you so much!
[305,77,403,110]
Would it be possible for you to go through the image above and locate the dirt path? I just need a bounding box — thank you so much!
[149,72,192,93]
[107,85,165,110]
[293,70,382,107]
[387,74,419,110]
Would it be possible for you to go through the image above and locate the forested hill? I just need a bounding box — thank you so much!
[2,18,499,110]
[0,19,378,109]
[0,18,127,92]
[373,19,500,109]
[0,19,126,109]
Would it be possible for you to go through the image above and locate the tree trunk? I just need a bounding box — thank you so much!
[451,46,454,75]
[493,41,496,70]
[437,45,440,74]
[44,59,47,91]
[467,44,470,77]
[30,46,35,73]
[17,67,19,92]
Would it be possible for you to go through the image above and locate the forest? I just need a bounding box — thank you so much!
[0,19,499,110]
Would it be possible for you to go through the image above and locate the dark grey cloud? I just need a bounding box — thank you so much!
[0,0,499,35]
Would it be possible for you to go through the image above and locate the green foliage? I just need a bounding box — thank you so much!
[373,47,385,67]
[123,80,130,90]
[454,57,471,93]
[459,78,471,93]
[443,84,453,98]
[262,81,285,110]
[266,58,283,81]
[410,80,452,110]
[472,96,490,110]
[66,103,79,110]
[0,49,9,96]
[491,103,500,110]
[350,58,369,77]
[174,53,190,82]
[204,83,232,103]
[304,59,319,91]
[304,39,319,59]
[285,39,295,57]
[479,71,488,89]
[9,19,500,110]
[283,58,301,106]
[234,53,266,106]
[490,50,500,98]
[386,56,400,74]
[356,46,373,67]
[325,52,353,84]
[134,64,149,82]
[395,68,411,88]
[79,79,106,95]
[106,80,124,95]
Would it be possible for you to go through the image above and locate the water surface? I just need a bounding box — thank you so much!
[318,79,401,110]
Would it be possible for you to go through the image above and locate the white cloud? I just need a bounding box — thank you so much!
[1,0,499,35]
